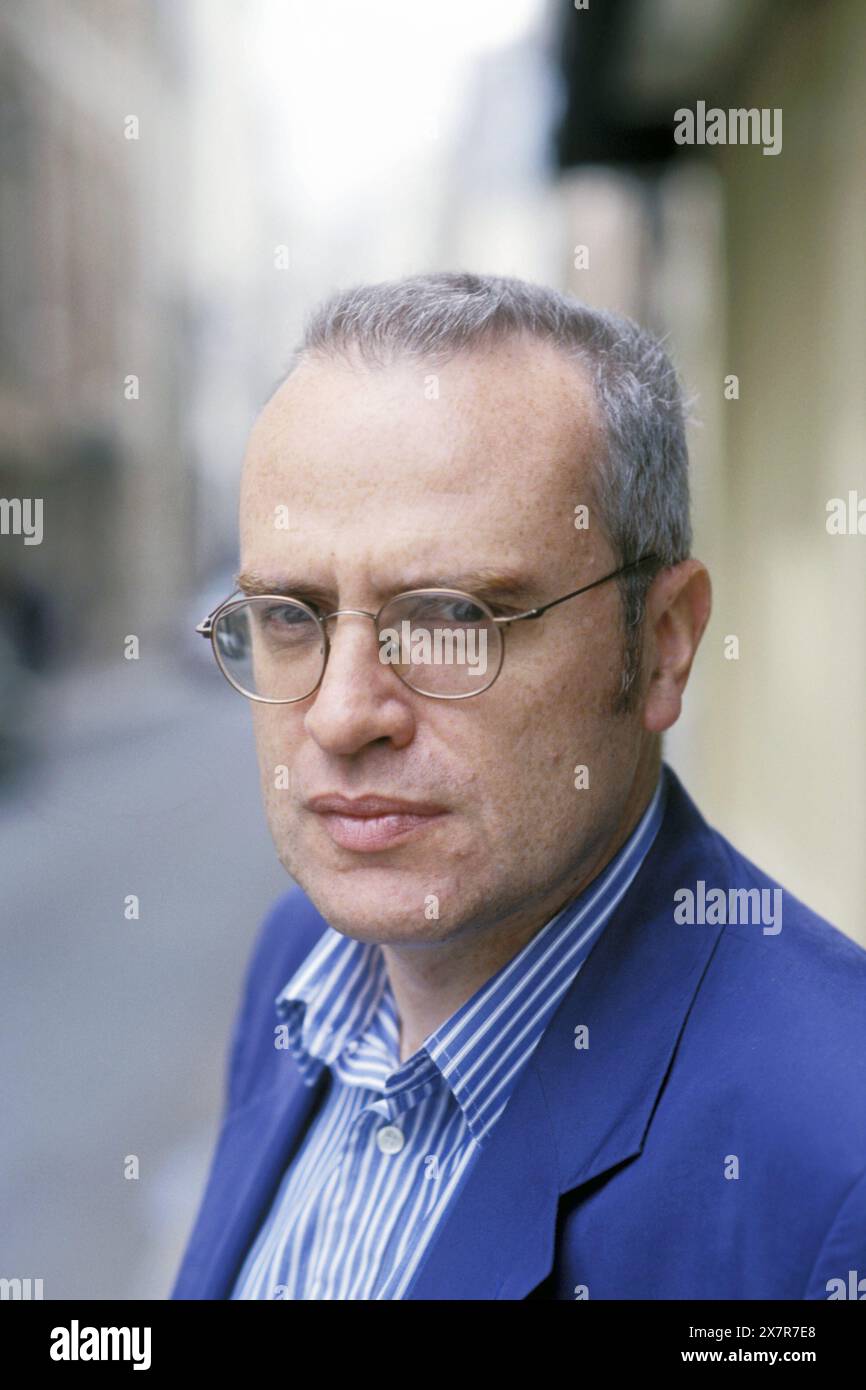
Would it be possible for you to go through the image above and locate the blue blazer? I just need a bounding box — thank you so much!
[171,767,866,1299]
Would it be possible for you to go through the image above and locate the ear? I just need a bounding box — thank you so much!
[641,559,712,735]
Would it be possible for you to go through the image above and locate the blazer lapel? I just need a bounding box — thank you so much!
[404,770,728,1299]
[172,1063,329,1299]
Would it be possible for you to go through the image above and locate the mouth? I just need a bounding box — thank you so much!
[305,793,449,853]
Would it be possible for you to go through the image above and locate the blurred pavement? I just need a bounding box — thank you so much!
[0,658,290,1298]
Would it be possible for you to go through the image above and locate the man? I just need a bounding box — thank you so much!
[172,272,866,1300]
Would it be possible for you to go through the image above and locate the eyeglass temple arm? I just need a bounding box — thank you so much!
[196,588,243,637]
[493,555,661,625]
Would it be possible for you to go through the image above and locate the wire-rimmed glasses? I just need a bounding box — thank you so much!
[195,555,661,702]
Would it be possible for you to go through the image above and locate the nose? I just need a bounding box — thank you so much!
[303,610,416,754]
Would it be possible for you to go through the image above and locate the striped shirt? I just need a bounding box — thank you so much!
[230,767,668,1300]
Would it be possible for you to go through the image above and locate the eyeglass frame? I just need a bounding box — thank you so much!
[195,553,662,703]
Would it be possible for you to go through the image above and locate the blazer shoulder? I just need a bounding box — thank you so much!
[679,818,866,1168]
[655,768,866,978]
[710,818,866,974]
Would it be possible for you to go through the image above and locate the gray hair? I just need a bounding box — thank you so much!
[287,271,692,712]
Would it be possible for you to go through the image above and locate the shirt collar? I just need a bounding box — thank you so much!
[275,764,669,1141]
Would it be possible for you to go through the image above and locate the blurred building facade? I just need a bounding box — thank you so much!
[0,0,195,667]
[0,0,276,687]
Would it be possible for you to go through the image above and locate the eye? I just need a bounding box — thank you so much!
[442,597,486,623]
[404,596,487,625]
[256,602,322,642]
[263,602,311,625]
[296,598,325,619]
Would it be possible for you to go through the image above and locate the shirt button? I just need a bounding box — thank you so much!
[376,1124,404,1154]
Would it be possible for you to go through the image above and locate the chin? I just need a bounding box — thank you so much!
[296,870,459,943]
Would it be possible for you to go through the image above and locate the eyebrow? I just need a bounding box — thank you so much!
[234,567,542,606]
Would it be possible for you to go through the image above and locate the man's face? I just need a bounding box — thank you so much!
[239,336,649,945]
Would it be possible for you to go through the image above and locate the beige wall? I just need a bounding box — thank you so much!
[676,0,866,944]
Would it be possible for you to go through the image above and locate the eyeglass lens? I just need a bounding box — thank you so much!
[212,593,503,700]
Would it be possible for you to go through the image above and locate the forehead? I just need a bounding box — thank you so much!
[239,336,605,579]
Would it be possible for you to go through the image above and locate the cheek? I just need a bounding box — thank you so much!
[541,611,623,720]
[507,639,598,744]
[251,705,275,776]
[475,640,612,813]
[457,680,593,822]
[251,707,300,802]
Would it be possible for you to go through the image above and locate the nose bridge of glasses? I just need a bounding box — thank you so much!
[320,608,378,624]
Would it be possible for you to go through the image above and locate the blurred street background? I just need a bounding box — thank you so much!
[1,0,864,1297]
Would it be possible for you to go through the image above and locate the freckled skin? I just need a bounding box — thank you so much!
[239,334,711,1055]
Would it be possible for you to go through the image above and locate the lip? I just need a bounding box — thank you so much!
[306,793,448,852]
